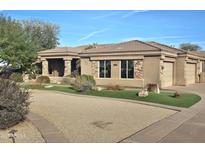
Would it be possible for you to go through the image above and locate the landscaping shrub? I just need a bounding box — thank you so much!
[61,77,74,85]
[173,91,180,98]
[28,73,37,80]
[146,83,159,93]
[72,74,96,92]
[36,75,50,84]
[0,79,30,129]
[105,85,124,90]
[9,73,23,82]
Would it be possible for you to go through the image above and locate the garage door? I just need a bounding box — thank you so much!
[185,63,196,84]
[163,62,174,87]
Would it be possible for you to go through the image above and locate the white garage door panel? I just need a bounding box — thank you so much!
[185,63,196,84]
[163,62,173,87]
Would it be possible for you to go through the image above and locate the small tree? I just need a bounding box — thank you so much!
[0,15,60,77]
[23,19,60,51]
[180,43,202,51]
[0,15,37,75]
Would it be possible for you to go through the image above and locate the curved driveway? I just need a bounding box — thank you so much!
[30,90,176,143]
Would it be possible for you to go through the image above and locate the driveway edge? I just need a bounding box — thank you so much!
[27,112,68,143]
[31,89,183,112]
[120,92,205,143]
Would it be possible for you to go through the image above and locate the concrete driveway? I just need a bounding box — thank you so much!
[161,83,205,142]
[30,90,176,143]
[166,83,205,95]
[122,83,205,143]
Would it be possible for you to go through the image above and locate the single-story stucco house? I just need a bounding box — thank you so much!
[37,40,205,88]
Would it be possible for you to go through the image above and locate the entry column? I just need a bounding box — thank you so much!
[42,59,49,75]
[64,58,71,76]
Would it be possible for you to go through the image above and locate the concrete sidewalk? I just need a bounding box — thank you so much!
[121,83,205,143]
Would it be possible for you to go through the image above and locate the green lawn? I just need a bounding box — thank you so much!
[25,84,201,108]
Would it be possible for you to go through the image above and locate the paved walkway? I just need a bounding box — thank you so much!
[121,83,205,143]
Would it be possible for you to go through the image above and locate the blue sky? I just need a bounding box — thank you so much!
[1,10,205,49]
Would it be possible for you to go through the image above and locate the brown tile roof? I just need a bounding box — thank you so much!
[38,46,89,56]
[146,41,185,54]
[188,50,205,57]
[38,40,205,58]
[81,40,161,54]
[38,44,111,55]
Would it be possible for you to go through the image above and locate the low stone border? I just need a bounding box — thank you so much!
[27,112,68,143]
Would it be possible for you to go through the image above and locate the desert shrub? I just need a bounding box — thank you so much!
[0,79,30,129]
[26,65,41,80]
[105,85,124,90]
[61,77,74,85]
[28,73,37,80]
[146,83,159,92]
[9,73,23,82]
[36,75,50,84]
[71,70,80,78]
[173,91,180,98]
[72,75,96,92]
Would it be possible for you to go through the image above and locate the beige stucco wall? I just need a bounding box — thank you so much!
[200,72,205,83]
[111,61,120,78]
[95,78,143,87]
[203,61,205,72]
[81,58,92,75]
[176,57,186,86]
[176,56,200,86]
[92,59,144,87]
[39,51,205,88]
[143,56,160,86]
[95,60,144,87]
[160,56,177,88]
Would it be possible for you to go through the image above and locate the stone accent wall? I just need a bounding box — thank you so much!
[42,60,48,75]
[91,61,98,78]
[203,61,205,72]
[134,60,143,79]
[196,60,202,83]
[64,60,71,76]
[159,60,164,87]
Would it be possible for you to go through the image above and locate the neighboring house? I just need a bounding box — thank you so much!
[37,40,205,88]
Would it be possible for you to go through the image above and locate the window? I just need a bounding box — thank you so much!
[121,60,134,78]
[99,60,111,78]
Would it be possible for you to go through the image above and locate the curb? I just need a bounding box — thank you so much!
[27,112,68,143]
[120,89,205,143]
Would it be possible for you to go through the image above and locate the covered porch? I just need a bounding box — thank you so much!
[41,57,80,77]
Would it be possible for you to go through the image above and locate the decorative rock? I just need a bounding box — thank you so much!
[94,87,103,91]
[138,89,149,97]
[44,85,53,88]
[23,74,29,82]
[156,85,160,94]
[147,83,160,94]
